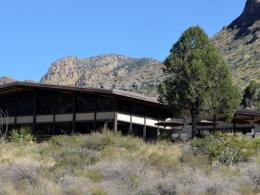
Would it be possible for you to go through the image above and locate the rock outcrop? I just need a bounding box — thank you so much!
[229,0,260,35]
[0,77,15,85]
[41,54,165,96]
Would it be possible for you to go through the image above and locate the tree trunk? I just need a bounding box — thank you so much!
[213,114,216,135]
[191,111,196,138]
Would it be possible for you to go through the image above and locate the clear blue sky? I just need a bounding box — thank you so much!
[0,0,245,81]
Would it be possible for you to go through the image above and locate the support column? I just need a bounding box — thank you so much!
[114,112,118,134]
[156,118,160,141]
[143,116,147,139]
[72,93,76,134]
[128,102,133,135]
[52,92,57,135]
[157,128,160,141]
[213,114,216,135]
[233,114,237,136]
[104,121,108,130]
[93,95,97,132]
[129,114,133,135]
[14,94,18,129]
[32,91,37,136]
[252,127,256,139]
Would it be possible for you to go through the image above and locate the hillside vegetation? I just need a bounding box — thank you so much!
[0,131,260,195]
[212,0,260,88]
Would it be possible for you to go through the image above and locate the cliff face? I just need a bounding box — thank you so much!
[213,0,260,88]
[40,54,165,96]
[229,0,260,33]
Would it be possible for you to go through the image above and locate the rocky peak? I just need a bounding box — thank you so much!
[41,54,165,96]
[243,0,260,15]
[0,77,15,85]
[229,0,260,37]
[212,0,260,88]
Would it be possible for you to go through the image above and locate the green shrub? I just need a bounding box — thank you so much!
[253,138,260,151]
[90,187,107,195]
[81,132,114,151]
[113,135,144,151]
[192,133,257,166]
[9,127,34,143]
[86,169,102,182]
[51,148,100,176]
[158,130,172,141]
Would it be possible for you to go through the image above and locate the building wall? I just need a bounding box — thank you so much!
[0,88,170,139]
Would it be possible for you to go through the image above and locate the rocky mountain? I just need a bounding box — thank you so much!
[213,0,260,88]
[40,54,165,96]
[0,77,15,85]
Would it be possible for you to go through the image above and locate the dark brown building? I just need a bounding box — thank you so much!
[0,82,172,140]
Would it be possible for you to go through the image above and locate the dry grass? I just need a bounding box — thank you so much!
[0,131,259,194]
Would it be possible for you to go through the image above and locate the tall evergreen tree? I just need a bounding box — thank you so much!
[158,26,240,138]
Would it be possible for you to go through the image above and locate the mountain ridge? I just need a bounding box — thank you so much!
[40,54,165,96]
[0,77,15,85]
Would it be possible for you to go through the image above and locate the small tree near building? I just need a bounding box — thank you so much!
[158,26,240,138]
[242,80,260,109]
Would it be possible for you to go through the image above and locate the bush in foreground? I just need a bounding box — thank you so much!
[192,133,260,166]
[0,131,259,194]
[9,127,34,143]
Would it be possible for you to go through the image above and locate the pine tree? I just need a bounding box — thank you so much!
[158,26,240,138]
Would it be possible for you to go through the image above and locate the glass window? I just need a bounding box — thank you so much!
[76,94,95,113]
[132,124,143,138]
[146,127,158,141]
[36,91,54,115]
[17,91,34,116]
[132,103,146,116]
[76,122,93,134]
[56,92,73,114]
[0,94,16,116]
[36,123,52,137]
[97,96,115,112]
[118,121,130,136]
[54,122,72,135]
[117,99,131,114]
[145,106,160,119]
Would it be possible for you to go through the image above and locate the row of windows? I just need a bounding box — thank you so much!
[35,91,114,114]
[0,90,169,119]
[0,91,116,116]
[117,99,170,119]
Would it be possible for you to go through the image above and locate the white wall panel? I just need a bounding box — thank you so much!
[17,116,33,124]
[132,116,144,125]
[146,118,158,128]
[0,117,15,124]
[56,114,73,122]
[76,113,94,121]
[96,112,115,120]
[36,115,53,123]
[117,113,131,123]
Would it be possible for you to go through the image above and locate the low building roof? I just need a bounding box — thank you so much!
[0,82,169,110]
[236,109,260,117]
